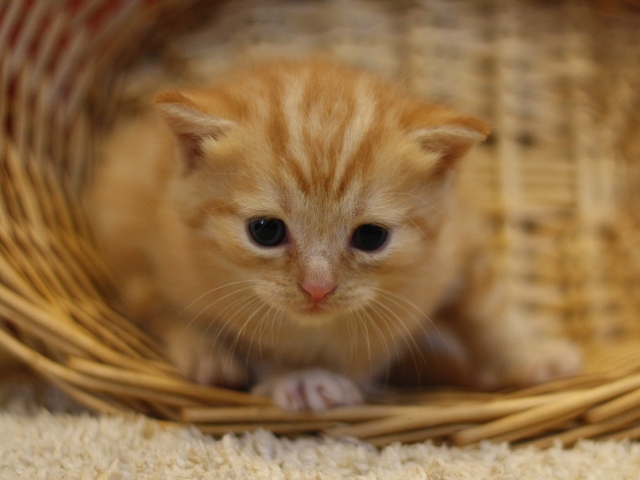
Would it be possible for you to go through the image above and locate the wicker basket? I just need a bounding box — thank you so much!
[3,0,640,448]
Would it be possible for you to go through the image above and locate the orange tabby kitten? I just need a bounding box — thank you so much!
[87,60,581,410]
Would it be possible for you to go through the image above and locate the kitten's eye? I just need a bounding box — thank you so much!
[248,218,288,247]
[351,224,389,252]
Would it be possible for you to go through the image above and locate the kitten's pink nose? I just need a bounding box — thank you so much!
[299,281,336,303]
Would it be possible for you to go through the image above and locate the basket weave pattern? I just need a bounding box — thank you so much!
[2,0,640,447]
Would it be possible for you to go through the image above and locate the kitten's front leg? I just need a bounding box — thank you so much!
[449,252,582,390]
[471,334,582,390]
[160,323,249,388]
[252,369,364,411]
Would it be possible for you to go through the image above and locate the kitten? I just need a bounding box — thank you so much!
[87,60,581,411]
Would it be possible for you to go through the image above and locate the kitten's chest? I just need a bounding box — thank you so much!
[236,313,417,382]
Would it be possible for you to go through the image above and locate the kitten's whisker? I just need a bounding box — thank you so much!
[359,310,372,364]
[265,303,280,346]
[197,292,261,366]
[212,293,262,344]
[180,284,258,337]
[257,305,273,364]
[206,292,259,341]
[370,297,429,381]
[382,192,444,214]
[358,311,373,384]
[371,300,411,361]
[371,287,439,332]
[176,280,258,319]
[372,204,435,245]
[359,306,392,388]
[239,304,271,368]
[361,305,400,386]
[201,171,254,181]
[372,288,447,346]
[392,210,433,244]
[199,292,261,364]
[272,306,286,369]
[186,286,253,322]
[229,300,269,363]
[372,288,450,381]
[344,307,358,365]
[251,302,276,366]
[205,294,264,370]
[197,199,239,214]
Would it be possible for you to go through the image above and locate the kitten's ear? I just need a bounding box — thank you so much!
[154,91,235,170]
[409,117,490,171]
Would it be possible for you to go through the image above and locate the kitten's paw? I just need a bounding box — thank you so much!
[474,338,582,390]
[252,369,364,411]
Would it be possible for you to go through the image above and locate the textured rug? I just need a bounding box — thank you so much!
[2,372,640,480]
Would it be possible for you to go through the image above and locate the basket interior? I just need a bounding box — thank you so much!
[2,0,640,447]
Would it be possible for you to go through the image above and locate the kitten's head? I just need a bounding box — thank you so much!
[155,61,489,324]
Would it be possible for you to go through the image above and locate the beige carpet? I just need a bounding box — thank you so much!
[1,373,640,479]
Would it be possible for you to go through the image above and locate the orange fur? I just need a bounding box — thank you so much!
[86,60,580,410]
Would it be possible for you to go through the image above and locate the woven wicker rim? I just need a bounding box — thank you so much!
[3,0,640,448]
